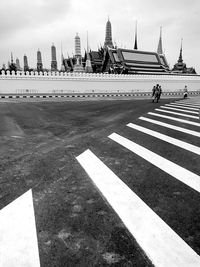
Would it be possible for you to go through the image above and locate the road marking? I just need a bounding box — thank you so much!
[148,112,200,127]
[109,133,200,193]
[139,116,200,137]
[165,104,199,111]
[174,102,200,107]
[160,106,199,114]
[0,190,40,267]
[127,123,200,155]
[173,104,200,109]
[155,108,199,119]
[76,149,200,267]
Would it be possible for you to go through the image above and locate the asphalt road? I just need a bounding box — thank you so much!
[0,97,199,266]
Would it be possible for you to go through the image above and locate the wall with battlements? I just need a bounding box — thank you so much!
[0,71,200,96]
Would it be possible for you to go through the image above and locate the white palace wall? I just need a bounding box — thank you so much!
[0,71,200,96]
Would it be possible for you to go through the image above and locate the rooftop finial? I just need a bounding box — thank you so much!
[178,38,183,63]
[157,26,163,54]
[134,20,138,50]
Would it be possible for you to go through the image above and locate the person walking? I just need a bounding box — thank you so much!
[157,85,162,101]
[183,85,188,99]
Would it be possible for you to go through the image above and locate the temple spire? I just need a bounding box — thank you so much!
[11,52,14,63]
[104,17,114,48]
[85,31,93,73]
[157,26,163,54]
[134,21,138,50]
[178,38,183,63]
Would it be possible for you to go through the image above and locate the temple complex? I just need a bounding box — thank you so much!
[1,18,197,75]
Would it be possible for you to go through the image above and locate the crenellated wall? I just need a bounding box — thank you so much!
[0,70,200,96]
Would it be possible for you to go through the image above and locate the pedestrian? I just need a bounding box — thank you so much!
[157,85,162,101]
[152,85,156,99]
[183,85,188,99]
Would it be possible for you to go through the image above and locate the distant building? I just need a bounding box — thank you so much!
[156,27,170,71]
[73,33,84,73]
[2,63,6,70]
[23,55,29,71]
[85,32,93,73]
[104,18,114,48]
[51,43,57,71]
[16,58,21,71]
[172,40,196,74]
[37,49,43,72]
[101,22,170,74]
[9,52,17,71]
[102,48,170,74]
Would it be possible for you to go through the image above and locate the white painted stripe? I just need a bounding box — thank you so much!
[160,106,199,114]
[139,116,200,137]
[165,104,199,111]
[155,108,199,119]
[127,123,200,155]
[109,132,200,193]
[76,149,200,267]
[168,103,200,109]
[148,112,200,127]
[0,190,40,266]
[175,102,200,107]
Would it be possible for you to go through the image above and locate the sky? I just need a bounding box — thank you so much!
[1,0,200,73]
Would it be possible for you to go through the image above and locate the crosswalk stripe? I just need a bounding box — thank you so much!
[148,112,200,127]
[173,104,200,109]
[109,132,200,193]
[76,149,200,267]
[160,106,199,114]
[0,190,40,267]
[127,123,200,155]
[139,117,200,137]
[165,104,199,111]
[174,102,200,107]
[155,108,199,119]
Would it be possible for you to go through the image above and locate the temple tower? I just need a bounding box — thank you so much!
[23,55,29,71]
[9,52,16,71]
[60,43,65,72]
[37,49,43,72]
[85,32,93,73]
[104,18,114,48]
[134,21,138,50]
[73,33,84,73]
[51,43,57,71]
[157,27,163,55]
[178,39,183,63]
[16,58,21,71]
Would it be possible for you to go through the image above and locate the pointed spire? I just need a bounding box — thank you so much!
[104,17,114,48]
[157,26,163,54]
[61,42,65,71]
[86,31,89,53]
[178,38,183,63]
[11,52,13,63]
[134,21,138,50]
[85,31,93,73]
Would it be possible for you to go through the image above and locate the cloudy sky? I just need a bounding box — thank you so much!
[1,0,200,73]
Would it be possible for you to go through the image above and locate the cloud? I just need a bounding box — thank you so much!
[0,0,71,38]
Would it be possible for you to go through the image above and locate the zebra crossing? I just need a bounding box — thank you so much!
[76,97,200,267]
